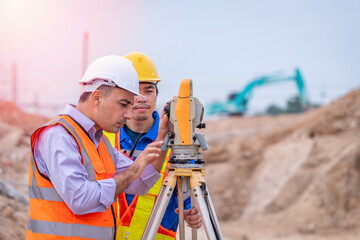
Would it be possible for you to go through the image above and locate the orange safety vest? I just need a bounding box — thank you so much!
[104,131,175,240]
[27,115,118,240]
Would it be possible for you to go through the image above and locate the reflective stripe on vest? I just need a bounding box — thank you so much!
[28,219,114,240]
[27,115,117,240]
[103,131,175,239]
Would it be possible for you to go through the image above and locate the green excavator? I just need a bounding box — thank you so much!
[206,68,310,115]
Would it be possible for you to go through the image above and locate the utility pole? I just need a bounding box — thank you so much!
[12,63,17,105]
[82,32,89,77]
[33,91,39,110]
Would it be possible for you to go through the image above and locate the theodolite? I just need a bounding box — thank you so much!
[141,78,223,240]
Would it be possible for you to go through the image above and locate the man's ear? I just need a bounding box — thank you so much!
[91,90,103,105]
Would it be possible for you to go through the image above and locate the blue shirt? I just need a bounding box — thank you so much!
[33,104,161,215]
[120,111,191,232]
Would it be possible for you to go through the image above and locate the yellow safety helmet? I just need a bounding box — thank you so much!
[124,51,161,83]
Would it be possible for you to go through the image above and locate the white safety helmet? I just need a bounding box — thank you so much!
[79,55,145,98]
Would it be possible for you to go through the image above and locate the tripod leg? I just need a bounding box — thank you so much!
[192,185,218,240]
[190,170,223,240]
[190,189,198,240]
[201,184,224,240]
[141,172,177,240]
[178,177,185,240]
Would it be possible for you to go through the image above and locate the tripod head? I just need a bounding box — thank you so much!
[161,78,209,164]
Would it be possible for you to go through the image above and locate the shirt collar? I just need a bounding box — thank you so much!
[121,111,160,142]
[146,111,160,141]
[62,104,103,144]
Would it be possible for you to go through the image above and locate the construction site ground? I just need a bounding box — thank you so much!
[1,87,360,239]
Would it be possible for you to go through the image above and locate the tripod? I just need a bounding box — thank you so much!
[141,78,223,239]
[141,162,223,240]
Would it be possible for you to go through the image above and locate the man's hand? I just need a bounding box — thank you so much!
[113,141,162,197]
[134,141,163,172]
[175,206,202,229]
[157,100,174,141]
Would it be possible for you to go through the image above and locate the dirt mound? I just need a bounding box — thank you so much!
[0,101,49,136]
[202,87,360,239]
[0,101,49,240]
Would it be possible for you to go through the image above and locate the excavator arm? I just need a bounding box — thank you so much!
[206,68,309,115]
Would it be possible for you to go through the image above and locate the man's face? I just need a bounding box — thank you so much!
[95,87,134,133]
[132,83,157,121]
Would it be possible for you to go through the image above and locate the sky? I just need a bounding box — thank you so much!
[0,0,359,117]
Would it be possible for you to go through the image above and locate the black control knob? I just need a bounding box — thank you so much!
[196,123,206,129]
